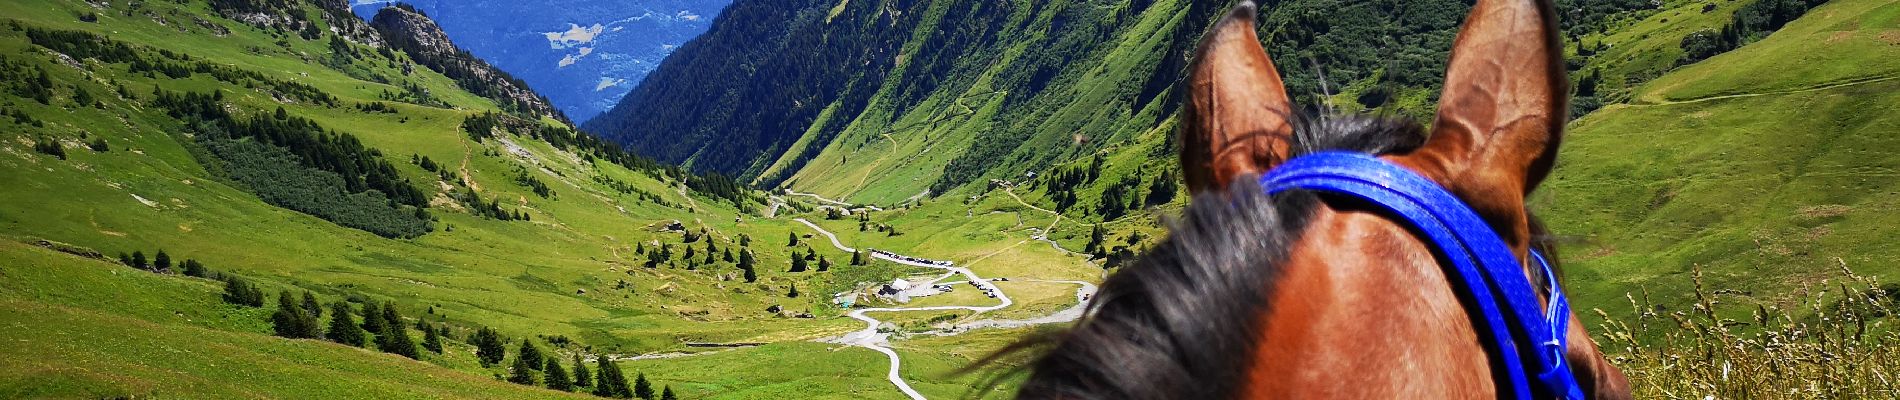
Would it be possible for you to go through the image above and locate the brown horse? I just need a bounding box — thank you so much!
[1005,0,1631,398]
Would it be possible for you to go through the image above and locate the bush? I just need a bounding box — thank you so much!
[32,136,65,160]
[182,259,208,278]
[152,250,171,273]
[221,276,265,307]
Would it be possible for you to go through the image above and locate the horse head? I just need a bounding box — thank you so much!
[1014,0,1632,398]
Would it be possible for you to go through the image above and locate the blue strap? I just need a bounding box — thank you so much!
[1258,151,1583,400]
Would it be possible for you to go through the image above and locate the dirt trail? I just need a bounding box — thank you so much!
[795,218,1092,400]
[1632,74,1899,106]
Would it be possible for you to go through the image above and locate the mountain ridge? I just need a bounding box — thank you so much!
[370,5,568,123]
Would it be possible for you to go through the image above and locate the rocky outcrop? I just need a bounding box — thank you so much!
[205,0,378,47]
[371,5,568,123]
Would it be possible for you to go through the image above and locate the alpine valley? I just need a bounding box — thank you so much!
[1,0,1895,399]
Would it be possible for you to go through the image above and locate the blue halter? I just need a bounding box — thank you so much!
[1258,151,1584,400]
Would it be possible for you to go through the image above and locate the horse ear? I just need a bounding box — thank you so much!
[1407,0,1568,203]
[1180,1,1295,195]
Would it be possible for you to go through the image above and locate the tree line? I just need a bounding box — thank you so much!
[1677,0,1830,66]
[152,88,436,238]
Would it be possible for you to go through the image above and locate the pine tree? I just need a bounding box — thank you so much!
[634,372,654,400]
[508,353,537,385]
[301,292,323,320]
[131,251,147,270]
[787,283,800,298]
[326,301,367,347]
[660,386,676,400]
[852,250,864,266]
[222,276,265,307]
[271,290,320,339]
[183,259,208,277]
[594,356,631,398]
[518,339,544,371]
[360,301,387,335]
[739,250,758,283]
[722,249,734,263]
[572,354,592,389]
[153,250,171,272]
[789,255,807,273]
[472,327,507,367]
[787,232,798,247]
[422,323,444,353]
[377,304,420,359]
[545,357,573,391]
[817,256,831,272]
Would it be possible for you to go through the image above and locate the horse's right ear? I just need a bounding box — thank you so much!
[1181,1,1295,195]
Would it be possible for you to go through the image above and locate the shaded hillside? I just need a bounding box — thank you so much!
[588,0,1668,204]
[0,0,980,396]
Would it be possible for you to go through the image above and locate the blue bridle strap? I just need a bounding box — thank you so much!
[1258,151,1584,400]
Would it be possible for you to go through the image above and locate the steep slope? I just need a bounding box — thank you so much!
[0,0,1054,396]
[1543,0,1900,320]
[370,5,568,122]
[584,0,1237,197]
[351,0,733,122]
[588,0,1672,205]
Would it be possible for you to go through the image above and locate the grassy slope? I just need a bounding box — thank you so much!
[0,0,1101,397]
[0,241,589,399]
[777,0,1192,205]
[1544,0,1900,322]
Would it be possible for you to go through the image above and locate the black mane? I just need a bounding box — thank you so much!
[999,110,1427,400]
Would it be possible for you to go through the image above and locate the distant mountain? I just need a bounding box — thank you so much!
[580,0,1691,205]
[350,0,732,123]
[370,4,566,122]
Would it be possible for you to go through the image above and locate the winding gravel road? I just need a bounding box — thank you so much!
[793,218,1092,400]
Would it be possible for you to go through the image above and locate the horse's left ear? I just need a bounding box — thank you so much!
[1400,0,1568,220]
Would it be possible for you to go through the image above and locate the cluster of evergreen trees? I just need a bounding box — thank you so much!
[32,136,65,160]
[1677,0,1830,66]
[462,111,755,209]
[592,174,678,208]
[637,232,759,283]
[513,167,554,199]
[482,334,679,399]
[149,89,435,238]
[22,25,336,106]
[1082,224,1146,268]
[227,284,430,360]
[0,53,56,106]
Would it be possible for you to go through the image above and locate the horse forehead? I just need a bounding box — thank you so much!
[1247,207,1494,397]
